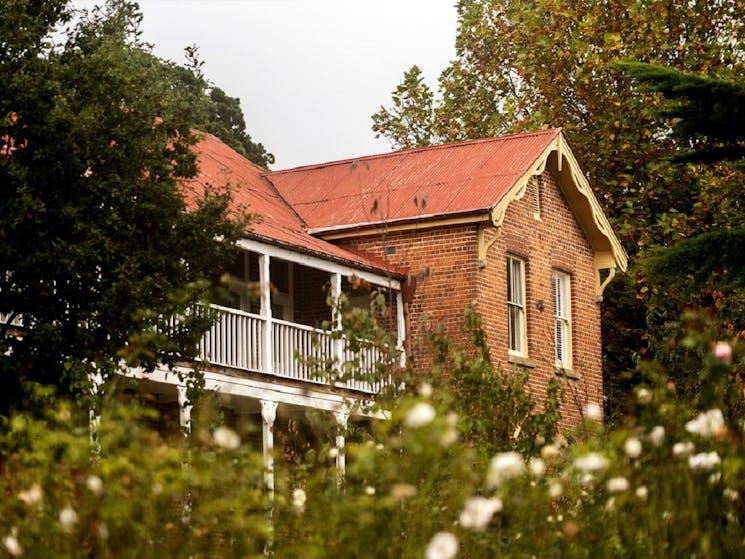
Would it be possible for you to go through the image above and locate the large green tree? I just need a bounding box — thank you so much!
[162,50,274,168]
[0,0,250,414]
[372,0,745,417]
[614,63,745,404]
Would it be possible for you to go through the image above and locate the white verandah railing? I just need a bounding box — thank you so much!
[200,304,389,394]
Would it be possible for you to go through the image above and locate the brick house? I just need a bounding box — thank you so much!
[122,127,627,490]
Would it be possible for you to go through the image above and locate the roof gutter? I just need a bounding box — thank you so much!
[243,232,407,280]
[310,210,491,240]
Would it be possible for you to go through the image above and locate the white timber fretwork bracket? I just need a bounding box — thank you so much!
[477,224,500,269]
[478,143,550,269]
[594,252,618,302]
[478,132,628,283]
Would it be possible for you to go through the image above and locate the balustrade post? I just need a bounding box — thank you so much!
[330,273,344,380]
[259,253,273,375]
[396,290,406,368]
[333,410,349,489]
[177,385,192,435]
[260,399,278,499]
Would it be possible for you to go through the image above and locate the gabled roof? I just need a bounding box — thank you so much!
[266,128,627,273]
[266,129,561,231]
[182,128,627,282]
[179,132,407,278]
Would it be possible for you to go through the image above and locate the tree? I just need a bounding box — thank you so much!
[372,0,745,418]
[611,63,745,406]
[161,51,274,168]
[0,0,249,415]
[619,62,745,168]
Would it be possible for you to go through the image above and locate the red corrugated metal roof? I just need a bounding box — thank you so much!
[266,129,560,231]
[180,132,406,277]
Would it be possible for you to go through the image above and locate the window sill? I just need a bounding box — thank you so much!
[508,353,535,368]
[555,366,579,380]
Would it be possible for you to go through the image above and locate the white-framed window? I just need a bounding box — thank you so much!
[507,256,527,355]
[553,270,572,368]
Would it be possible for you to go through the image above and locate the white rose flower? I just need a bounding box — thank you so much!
[2,534,22,557]
[292,488,307,510]
[364,486,376,496]
[328,447,339,459]
[441,428,458,447]
[573,452,608,473]
[724,488,739,501]
[606,477,630,493]
[635,485,649,501]
[636,387,652,405]
[18,484,43,506]
[624,437,642,458]
[86,475,103,495]
[685,409,726,439]
[672,441,695,458]
[404,402,436,428]
[714,341,732,364]
[548,479,564,498]
[487,451,525,488]
[418,382,433,398]
[649,426,665,447]
[583,403,603,422]
[528,457,546,477]
[540,444,560,460]
[212,426,240,450]
[459,496,503,531]
[688,451,721,472]
[59,506,78,532]
[425,531,458,559]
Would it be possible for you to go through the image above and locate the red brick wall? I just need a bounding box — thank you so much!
[476,171,602,426]
[334,168,603,427]
[338,225,480,369]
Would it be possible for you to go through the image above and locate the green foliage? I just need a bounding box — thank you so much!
[0,399,269,558]
[206,86,274,168]
[617,62,745,167]
[372,0,745,417]
[1,309,745,557]
[372,65,435,148]
[162,50,274,168]
[0,1,249,414]
[431,307,560,457]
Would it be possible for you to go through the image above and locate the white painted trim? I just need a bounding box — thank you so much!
[177,385,192,434]
[396,290,406,368]
[259,253,273,375]
[331,273,343,371]
[260,399,278,497]
[333,410,349,488]
[238,238,401,290]
[123,366,385,418]
[307,211,491,235]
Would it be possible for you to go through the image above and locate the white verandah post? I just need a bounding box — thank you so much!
[259,253,273,376]
[177,385,192,435]
[396,290,406,368]
[260,399,278,499]
[333,410,348,489]
[330,273,344,379]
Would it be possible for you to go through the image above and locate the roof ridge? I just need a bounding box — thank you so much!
[265,128,561,176]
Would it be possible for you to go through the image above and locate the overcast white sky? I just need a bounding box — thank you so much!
[74,0,459,169]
